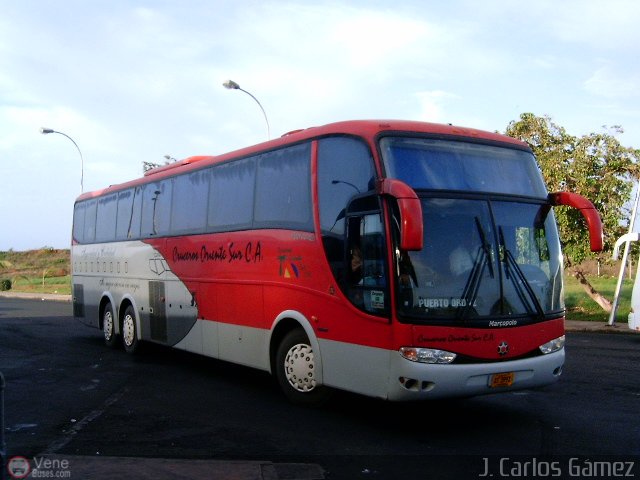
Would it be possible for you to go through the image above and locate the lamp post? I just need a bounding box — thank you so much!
[223,79,271,140]
[40,127,84,193]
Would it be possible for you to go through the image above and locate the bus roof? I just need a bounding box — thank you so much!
[75,119,530,202]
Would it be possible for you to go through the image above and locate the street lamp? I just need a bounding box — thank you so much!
[223,79,271,140]
[40,127,84,193]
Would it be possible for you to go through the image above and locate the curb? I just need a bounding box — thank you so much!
[0,292,71,302]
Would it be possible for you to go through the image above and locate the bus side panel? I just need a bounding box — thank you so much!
[71,240,199,347]
[163,277,198,347]
[72,282,87,324]
[71,278,99,328]
[216,284,267,370]
[71,244,106,329]
[319,339,392,399]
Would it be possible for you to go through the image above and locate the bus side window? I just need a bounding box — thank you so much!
[73,201,86,244]
[83,199,97,244]
[115,189,134,240]
[317,136,375,295]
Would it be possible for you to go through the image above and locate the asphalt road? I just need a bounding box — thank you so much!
[1,298,639,479]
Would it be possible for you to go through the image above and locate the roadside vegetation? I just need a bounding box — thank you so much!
[507,114,639,313]
[0,248,634,323]
[565,275,631,323]
[0,248,71,295]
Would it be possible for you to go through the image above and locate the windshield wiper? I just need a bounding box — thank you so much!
[498,227,545,320]
[475,217,494,278]
[458,218,494,318]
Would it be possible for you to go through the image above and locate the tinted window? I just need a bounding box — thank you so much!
[95,193,118,242]
[208,157,256,230]
[254,143,312,229]
[141,180,172,237]
[316,137,377,302]
[128,187,143,239]
[73,202,86,244]
[317,137,375,235]
[172,170,209,233]
[115,189,134,240]
[380,137,547,197]
[83,199,97,243]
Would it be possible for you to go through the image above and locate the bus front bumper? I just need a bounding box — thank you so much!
[386,348,564,401]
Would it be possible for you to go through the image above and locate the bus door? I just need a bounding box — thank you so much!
[344,194,390,318]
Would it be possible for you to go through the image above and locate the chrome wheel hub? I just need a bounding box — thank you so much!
[123,313,135,347]
[103,310,114,341]
[284,343,316,392]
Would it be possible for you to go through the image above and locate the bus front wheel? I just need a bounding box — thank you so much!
[121,305,139,354]
[275,329,330,406]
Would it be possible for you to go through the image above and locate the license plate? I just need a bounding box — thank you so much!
[490,372,515,388]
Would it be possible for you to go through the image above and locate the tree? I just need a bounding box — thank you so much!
[505,113,640,311]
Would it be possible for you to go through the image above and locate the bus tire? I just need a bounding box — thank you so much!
[102,301,118,348]
[275,329,331,406]
[121,304,139,354]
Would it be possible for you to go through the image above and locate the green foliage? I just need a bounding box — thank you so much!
[506,113,640,264]
[564,275,632,322]
[0,249,71,294]
[0,279,11,291]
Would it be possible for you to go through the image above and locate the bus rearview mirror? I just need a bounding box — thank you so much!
[549,191,604,252]
[377,179,424,251]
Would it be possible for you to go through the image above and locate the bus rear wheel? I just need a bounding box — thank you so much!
[102,302,118,348]
[275,329,330,406]
[121,304,139,354]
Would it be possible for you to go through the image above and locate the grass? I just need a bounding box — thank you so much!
[564,274,631,323]
[0,249,633,322]
[9,275,72,295]
[0,248,71,295]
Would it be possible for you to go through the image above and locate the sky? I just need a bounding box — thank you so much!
[1,0,639,251]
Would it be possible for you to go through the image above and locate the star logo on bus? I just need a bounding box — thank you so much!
[497,341,509,356]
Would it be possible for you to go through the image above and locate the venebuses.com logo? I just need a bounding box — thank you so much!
[6,455,71,479]
[6,457,30,479]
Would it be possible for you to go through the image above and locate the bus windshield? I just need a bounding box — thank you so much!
[395,198,563,324]
[380,137,548,198]
[381,137,563,325]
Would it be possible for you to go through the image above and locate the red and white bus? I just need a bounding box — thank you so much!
[71,120,603,404]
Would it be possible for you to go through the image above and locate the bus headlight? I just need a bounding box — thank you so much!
[400,347,457,364]
[539,335,565,355]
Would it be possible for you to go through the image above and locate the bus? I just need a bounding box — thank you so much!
[71,119,603,404]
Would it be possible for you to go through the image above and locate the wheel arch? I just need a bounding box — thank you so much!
[268,310,324,384]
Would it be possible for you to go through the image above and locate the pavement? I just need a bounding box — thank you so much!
[5,455,326,480]
[1,291,636,480]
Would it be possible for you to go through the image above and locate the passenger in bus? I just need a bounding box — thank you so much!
[350,245,363,285]
[347,245,366,307]
[450,244,475,276]
[399,252,418,287]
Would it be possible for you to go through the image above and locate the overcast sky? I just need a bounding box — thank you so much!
[1,0,639,251]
